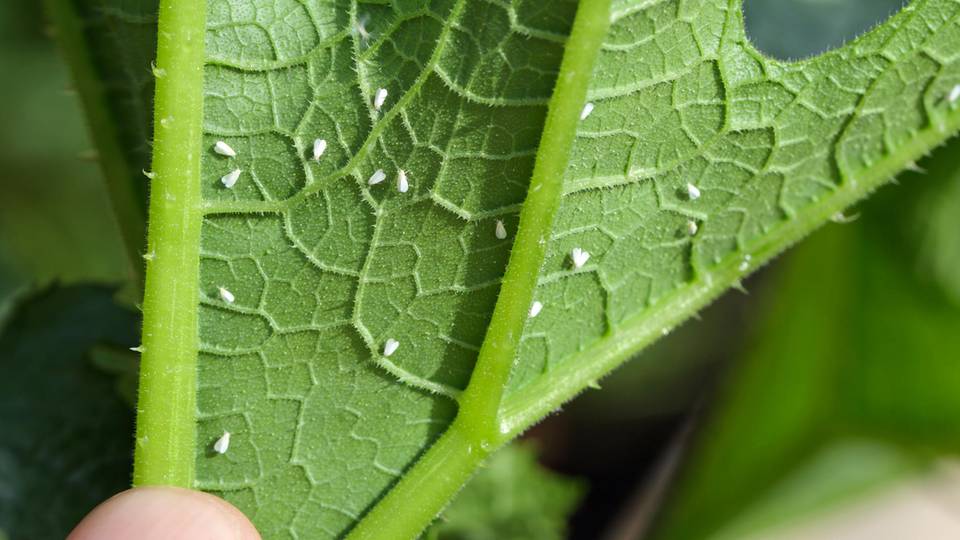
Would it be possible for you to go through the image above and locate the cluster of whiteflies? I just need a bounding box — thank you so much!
[137,91,739,456]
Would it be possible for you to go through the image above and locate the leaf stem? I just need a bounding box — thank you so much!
[456,0,612,443]
[346,1,610,538]
[43,0,148,292]
[132,0,206,487]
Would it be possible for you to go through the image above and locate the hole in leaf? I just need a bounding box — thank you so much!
[743,0,907,60]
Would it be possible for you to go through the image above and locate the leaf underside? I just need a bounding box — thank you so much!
[105,0,960,536]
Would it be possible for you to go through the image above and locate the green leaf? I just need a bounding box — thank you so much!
[0,2,134,298]
[90,345,141,408]
[63,0,960,537]
[0,285,138,539]
[44,0,159,285]
[427,444,583,540]
[647,138,960,540]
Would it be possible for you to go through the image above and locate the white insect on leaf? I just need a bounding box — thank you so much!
[571,247,590,269]
[383,338,400,357]
[738,254,752,272]
[221,169,241,189]
[686,182,701,200]
[312,138,327,161]
[130,345,145,353]
[213,431,231,454]
[374,88,388,111]
[831,211,860,224]
[397,169,409,193]
[355,13,372,45]
[949,83,960,104]
[213,140,236,158]
[580,102,594,120]
[529,301,543,318]
[368,169,386,185]
[686,220,699,236]
[218,286,235,304]
[495,219,507,240]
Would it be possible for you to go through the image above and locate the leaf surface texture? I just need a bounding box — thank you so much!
[79,0,960,536]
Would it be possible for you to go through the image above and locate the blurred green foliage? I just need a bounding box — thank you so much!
[0,3,129,300]
[430,445,584,540]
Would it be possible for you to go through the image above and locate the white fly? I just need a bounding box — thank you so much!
[312,138,327,161]
[580,102,594,120]
[383,338,400,357]
[495,220,507,240]
[355,13,372,45]
[213,140,236,157]
[529,301,543,318]
[686,182,701,200]
[571,247,590,269]
[397,169,409,193]
[213,431,231,454]
[686,220,699,236]
[218,286,235,304]
[368,169,386,185]
[221,169,241,188]
[374,88,388,111]
[949,84,960,104]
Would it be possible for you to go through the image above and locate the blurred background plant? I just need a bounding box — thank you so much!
[5,0,960,538]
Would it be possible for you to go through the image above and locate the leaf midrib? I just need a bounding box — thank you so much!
[133,0,206,488]
[344,1,613,537]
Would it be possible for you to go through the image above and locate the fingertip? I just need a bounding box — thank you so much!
[69,486,260,540]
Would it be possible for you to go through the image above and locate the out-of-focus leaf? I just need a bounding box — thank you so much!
[648,137,960,540]
[89,345,140,409]
[916,164,960,307]
[0,285,139,538]
[43,0,160,277]
[64,0,159,207]
[0,3,132,298]
[648,223,854,540]
[744,0,906,60]
[835,151,960,450]
[711,440,922,540]
[428,444,583,540]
